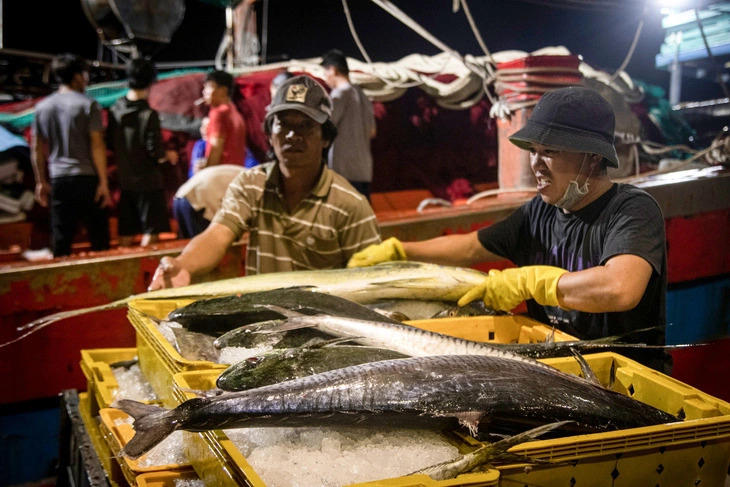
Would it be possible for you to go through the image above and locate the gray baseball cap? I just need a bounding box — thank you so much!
[266,75,333,124]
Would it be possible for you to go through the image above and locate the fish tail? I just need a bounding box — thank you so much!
[1,299,129,350]
[113,399,180,459]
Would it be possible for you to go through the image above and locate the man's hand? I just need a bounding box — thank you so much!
[347,237,407,268]
[35,182,51,207]
[95,183,112,208]
[148,256,192,291]
[457,266,568,311]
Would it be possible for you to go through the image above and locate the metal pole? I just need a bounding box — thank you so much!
[669,32,682,105]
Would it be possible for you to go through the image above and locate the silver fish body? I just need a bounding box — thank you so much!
[116,354,678,459]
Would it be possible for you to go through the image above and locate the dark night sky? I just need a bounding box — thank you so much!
[2,0,724,101]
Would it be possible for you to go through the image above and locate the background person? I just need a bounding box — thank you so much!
[31,53,111,257]
[149,75,380,289]
[173,164,243,239]
[348,87,668,364]
[193,70,247,173]
[107,58,178,247]
[320,49,376,199]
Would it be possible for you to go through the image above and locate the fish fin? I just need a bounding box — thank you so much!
[608,358,616,390]
[251,319,316,334]
[176,387,225,398]
[545,326,556,344]
[413,421,572,480]
[454,411,485,437]
[570,348,602,387]
[134,310,162,324]
[113,399,180,460]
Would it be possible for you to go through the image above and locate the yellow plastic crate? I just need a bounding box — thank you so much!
[166,352,730,487]
[128,299,227,407]
[99,407,195,486]
[77,392,126,487]
[80,348,141,415]
[497,352,730,485]
[135,470,202,486]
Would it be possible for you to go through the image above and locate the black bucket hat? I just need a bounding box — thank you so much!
[266,75,332,124]
[509,86,620,168]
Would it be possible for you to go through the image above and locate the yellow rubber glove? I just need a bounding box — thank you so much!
[457,266,568,311]
[347,237,407,268]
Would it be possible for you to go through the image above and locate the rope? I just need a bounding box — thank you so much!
[458,0,498,105]
[608,7,645,83]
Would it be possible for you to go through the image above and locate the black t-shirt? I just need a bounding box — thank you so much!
[477,183,667,344]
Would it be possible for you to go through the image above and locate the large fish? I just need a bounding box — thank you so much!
[216,345,409,391]
[115,354,678,460]
[7,262,487,348]
[168,287,402,335]
[243,307,557,371]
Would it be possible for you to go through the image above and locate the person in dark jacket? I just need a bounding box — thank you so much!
[107,58,178,247]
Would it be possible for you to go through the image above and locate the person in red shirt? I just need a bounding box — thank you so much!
[193,70,247,173]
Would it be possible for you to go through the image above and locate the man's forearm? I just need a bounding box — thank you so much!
[176,223,235,279]
[31,135,48,184]
[402,232,500,267]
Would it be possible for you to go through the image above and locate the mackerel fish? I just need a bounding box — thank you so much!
[9,262,487,348]
[115,354,678,460]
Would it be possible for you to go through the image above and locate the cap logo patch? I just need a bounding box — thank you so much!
[286,84,307,103]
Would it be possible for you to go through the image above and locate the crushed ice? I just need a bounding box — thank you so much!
[114,417,188,467]
[174,480,205,487]
[112,365,157,402]
[226,426,460,486]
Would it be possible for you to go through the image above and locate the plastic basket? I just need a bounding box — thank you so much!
[80,348,142,415]
[496,352,730,485]
[77,392,126,487]
[99,407,195,486]
[128,299,227,406]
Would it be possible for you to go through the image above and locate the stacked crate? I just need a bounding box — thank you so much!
[79,348,200,486]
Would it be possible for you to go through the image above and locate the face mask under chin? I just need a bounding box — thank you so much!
[553,154,592,210]
[554,179,589,209]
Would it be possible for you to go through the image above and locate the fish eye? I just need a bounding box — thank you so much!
[246,357,262,364]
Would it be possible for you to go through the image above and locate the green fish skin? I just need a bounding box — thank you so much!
[11,262,487,348]
[115,355,679,460]
[216,346,409,391]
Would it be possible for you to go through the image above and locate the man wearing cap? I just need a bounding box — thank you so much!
[149,75,381,288]
[348,87,667,350]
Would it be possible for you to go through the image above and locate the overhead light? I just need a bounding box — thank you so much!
[656,0,693,10]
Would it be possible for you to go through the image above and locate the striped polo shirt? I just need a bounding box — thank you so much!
[213,161,381,275]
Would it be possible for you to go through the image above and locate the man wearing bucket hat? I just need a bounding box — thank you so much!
[149,75,380,288]
[348,87,667,351]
